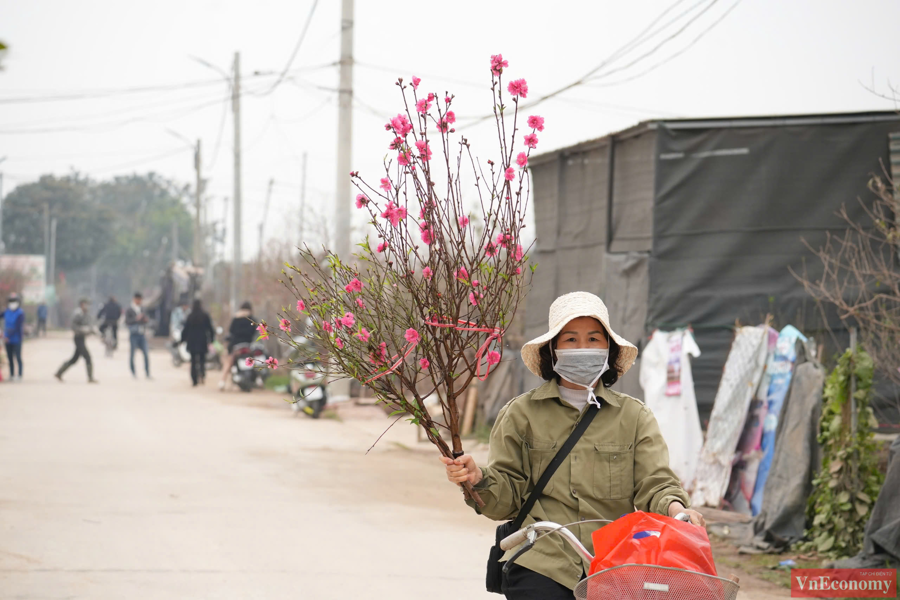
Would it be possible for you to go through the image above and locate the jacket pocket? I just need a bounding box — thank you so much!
[521,435,558,496]
[593,443,634,500]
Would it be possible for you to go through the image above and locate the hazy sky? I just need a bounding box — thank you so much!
[2,0,899,260]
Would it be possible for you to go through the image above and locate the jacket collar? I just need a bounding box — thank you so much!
[532,378,621,408]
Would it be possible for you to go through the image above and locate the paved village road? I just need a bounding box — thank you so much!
[0,334,788,599]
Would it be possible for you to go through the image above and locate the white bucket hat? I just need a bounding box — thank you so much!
[521,291,639,379]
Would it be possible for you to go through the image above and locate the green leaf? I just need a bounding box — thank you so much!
[856,491,871,503]
[389,410,406,417]
[817,535,835,552]
[854,502,869,517]
[836,491,851,504]
[429,427,440,437]
[829,460,843,473]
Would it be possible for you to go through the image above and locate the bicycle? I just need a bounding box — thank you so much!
[500,513,740,600]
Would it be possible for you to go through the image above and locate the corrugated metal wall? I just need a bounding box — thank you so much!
[525,128,656,400]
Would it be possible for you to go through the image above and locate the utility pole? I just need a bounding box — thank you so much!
[332,0,354,403]
[49,217,57,290]
[0,156,6,254]
[172,221,179,263]
[194,139,203,268]
[299,152,307,243]
[231,52,243,314]
[43,203,50,282]
[335,0,354,260]
[258,178,274,261]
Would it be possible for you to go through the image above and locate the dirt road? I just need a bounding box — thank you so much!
[0,333,788,599]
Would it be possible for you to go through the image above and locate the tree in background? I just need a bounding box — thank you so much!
[797,174,900,389]
[1,172,193,294]
[1,174,114,272]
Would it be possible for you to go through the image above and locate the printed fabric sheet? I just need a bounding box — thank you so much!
[690,325,770,508]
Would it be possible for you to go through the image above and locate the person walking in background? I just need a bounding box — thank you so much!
[54,298,97,383]
[219,301,256,390]
[36,301,48,336]
[96,295,122,348]
[182,299,214,387]
[125,292,151,379]
[2,294,25,381]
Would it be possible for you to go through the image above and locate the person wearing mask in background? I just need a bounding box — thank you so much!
[54,298,98,383]
[182,299,215,387]
[219,301,256,390]
[2,294,25,381]
[125,292,151,380]
[36,301,48,337]
[96,295,122,348]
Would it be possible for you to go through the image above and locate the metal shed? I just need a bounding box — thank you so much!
[526,111,900,423]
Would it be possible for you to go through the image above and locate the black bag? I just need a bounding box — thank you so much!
[485,404,599,593]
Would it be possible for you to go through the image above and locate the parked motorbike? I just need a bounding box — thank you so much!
[230,341,270,392]
[290,360,328,418]
[286,334,328,418]
[168,327,191,367]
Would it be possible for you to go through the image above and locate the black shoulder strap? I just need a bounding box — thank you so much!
[511,404,599,530]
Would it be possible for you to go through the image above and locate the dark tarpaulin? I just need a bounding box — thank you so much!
[743,349,825,552]
[648,116,900,420]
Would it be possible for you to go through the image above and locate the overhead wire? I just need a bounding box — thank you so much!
[458,0,739,128]
[260,0,320,95]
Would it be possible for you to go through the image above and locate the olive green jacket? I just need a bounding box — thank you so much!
[466,379,690,590]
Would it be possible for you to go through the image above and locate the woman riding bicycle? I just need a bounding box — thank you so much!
[442,292,705,599]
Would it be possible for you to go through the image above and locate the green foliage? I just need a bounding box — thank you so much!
[1,173,193,290]
[801,348,884,558]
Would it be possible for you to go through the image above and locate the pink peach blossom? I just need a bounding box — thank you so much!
[245,357,254,367]
[416,98,431,113]
[507,79,528,98]
[279,318,291,332]
[415,139,432,161]
[357,328,371,342]
[422,267,433,280]
[458,215,469,229]
[527,115,545,131]
[515,244,524,261]
[516,267,522,275]
[455,267,469,280]
[296,299,306,312]
[419,357,430,370]
[356,298,366,309]
[524,133,538,149]
[445,111,456,124]
[381,202,407,227]
[472,279,479,287]
[323,321,333,333]
[336,338,344,349]
[469,292,478,306]
[355,194,368,209]
[397,151,411,167]
[504,167,515,181]
[516,152,528,167]
[341,312,356,329]
[487,350,501,365]
[376,241,388,253]
[256,322,269,340]
[380,177,391,192]
[344,278,364,293]
[266,356,279,369]
[490,54,508,76]
[411,76,421,90]
[484,241,498,257]
[404,328,420,344]
[389,114,413,137]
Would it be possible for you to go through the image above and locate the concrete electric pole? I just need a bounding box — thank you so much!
[331,0,354,403]
[335,0,353,261]
[231,51,243,313]
[194,139,203,269]
[258,178,274,262]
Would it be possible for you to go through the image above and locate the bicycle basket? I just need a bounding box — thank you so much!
[574,564,739,600]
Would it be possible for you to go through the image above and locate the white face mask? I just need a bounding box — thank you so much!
[8,302,19,311]
[553,347,610,408]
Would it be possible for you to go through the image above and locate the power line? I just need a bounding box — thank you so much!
[262,0,320,95]
[460,0,738,128]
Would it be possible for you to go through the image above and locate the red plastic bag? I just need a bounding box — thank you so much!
[589,511,717,576]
